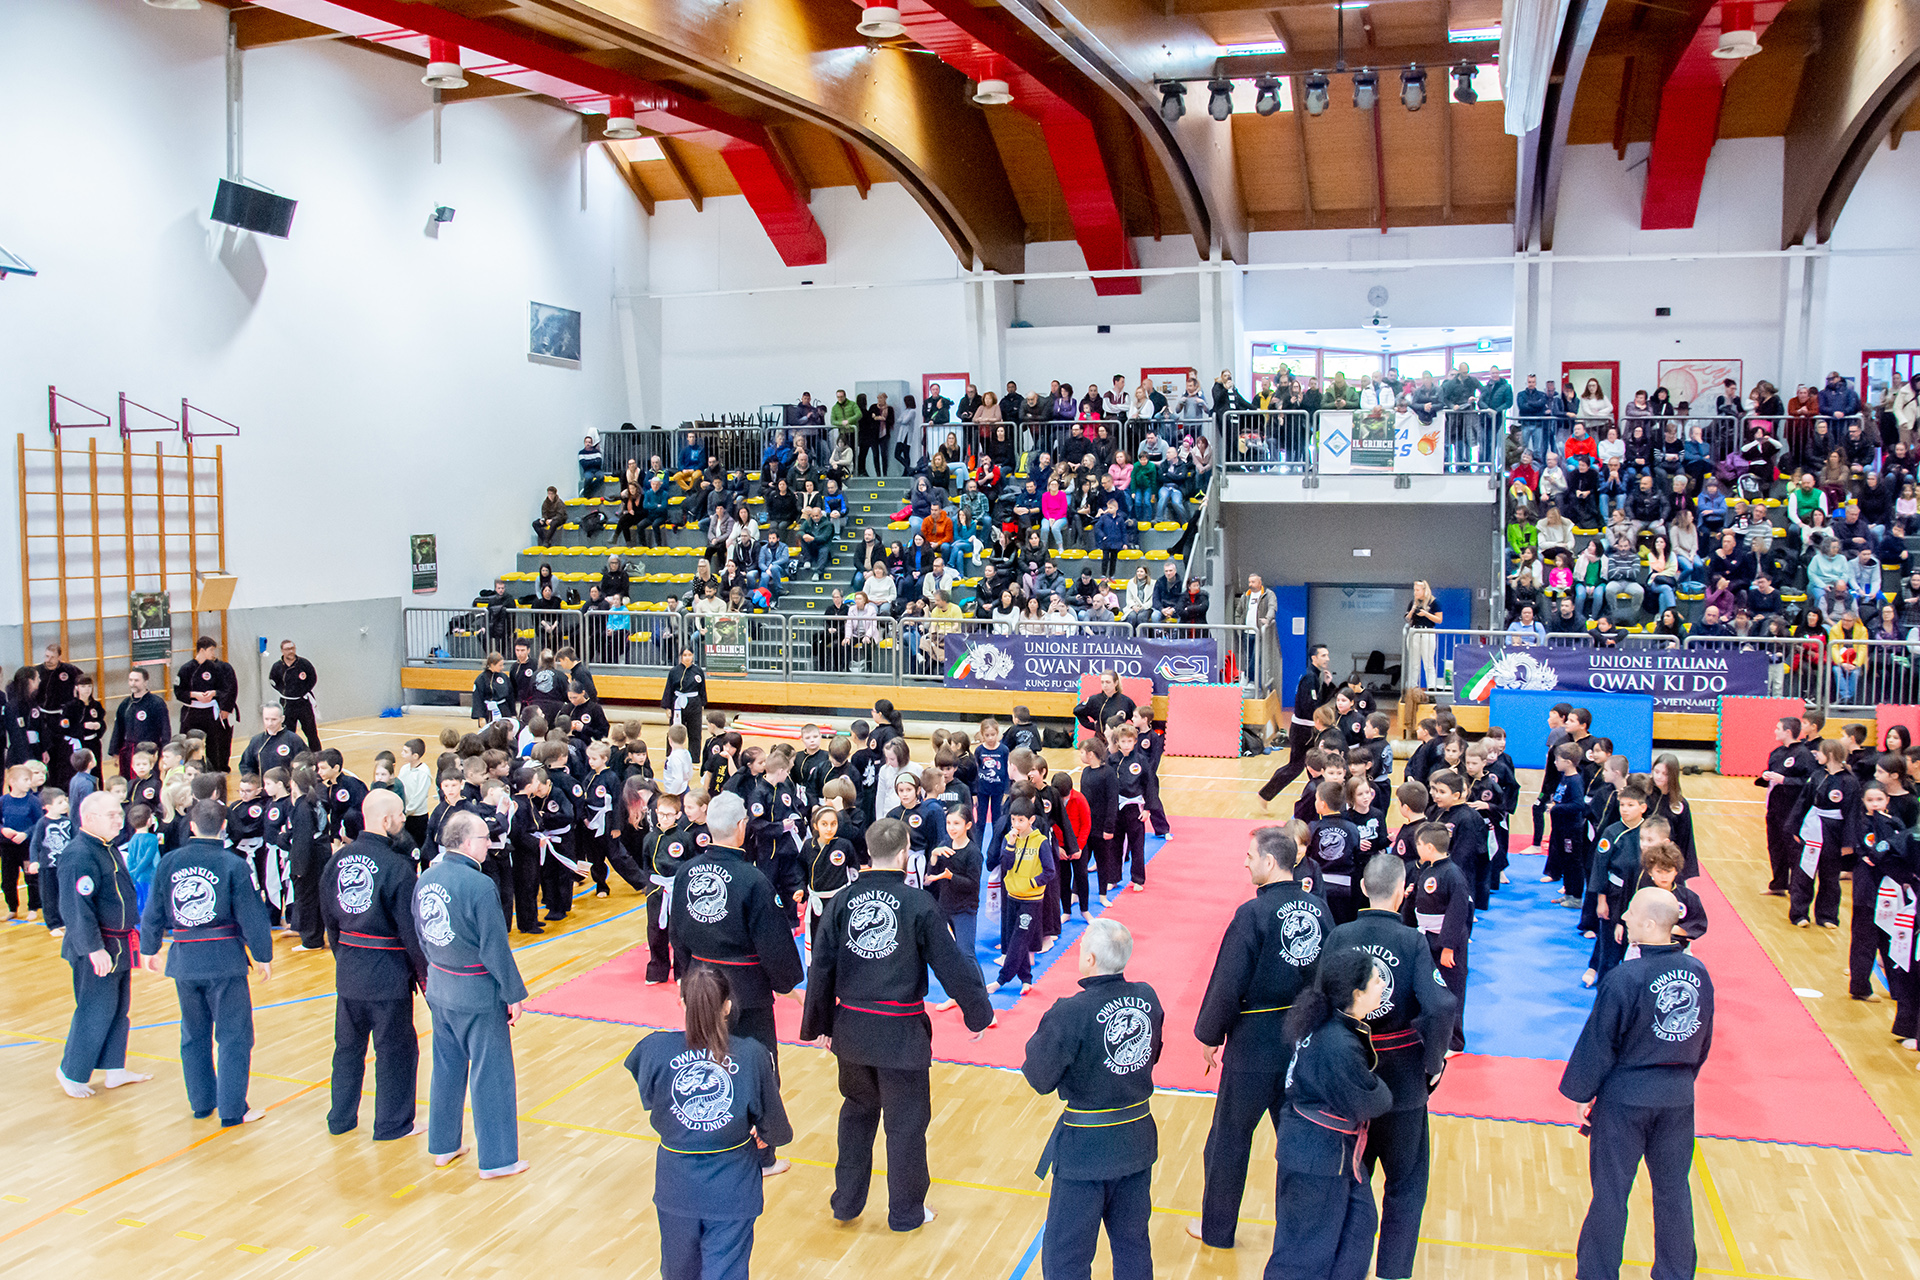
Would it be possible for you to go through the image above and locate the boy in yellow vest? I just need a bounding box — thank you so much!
[986,798,1057,995]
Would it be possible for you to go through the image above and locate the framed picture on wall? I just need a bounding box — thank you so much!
[1561,361,1620,420]
[529,302,581,366]
[1657,358,1742,408]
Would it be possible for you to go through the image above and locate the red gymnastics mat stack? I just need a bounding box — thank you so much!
[526,816,1907,1153]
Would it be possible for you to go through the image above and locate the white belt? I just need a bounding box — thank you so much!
[1322,872,1352,887]
[1119,795,1145,808]
[484,699,505,718]
[807,883,845,920]
[236,837,264,855]
[280,691,313,701]
[650,874,674,928]
[536,830,586,875]
[1292,716,1316,728]
[1415,911,1444,934]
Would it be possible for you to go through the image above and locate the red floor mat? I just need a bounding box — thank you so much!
[527,816,1907,1153]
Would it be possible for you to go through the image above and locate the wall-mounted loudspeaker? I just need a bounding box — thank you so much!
[210,179,297,238]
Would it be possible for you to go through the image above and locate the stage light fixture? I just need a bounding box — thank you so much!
[1303,72,1330,116]
[1352,68,1378,111]
[1207,78,1234,121]
[1158,81,1186,124]
[1400,64,1427,111]
[1253,76,1284,116]
[1451,62,1479,105]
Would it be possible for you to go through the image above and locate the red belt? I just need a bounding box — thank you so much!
[174,925,241,943]
[692,954,761,967]
[431,961,489,977]
[340,931,406,951]
[1371,1028,1421,1050]
[839,999,925,1017]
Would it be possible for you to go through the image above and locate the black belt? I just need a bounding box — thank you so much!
[1063,1099,1151,1128]
[431,961,490,977]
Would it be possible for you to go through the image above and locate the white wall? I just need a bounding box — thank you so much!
[1244,224,1516,334]
[1013,237,1202,328]
[1546,139,1790,397]
[0,0,641,636]
[1823,138,1920,380]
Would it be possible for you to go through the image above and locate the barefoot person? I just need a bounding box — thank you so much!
[56,792,152,1098]
[415,809,529,1179]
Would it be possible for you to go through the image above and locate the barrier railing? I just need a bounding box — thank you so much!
[1504,414,1737,471]
[1815,635,1916,713]
[1222,409,1313,474]
[1136,622,1267,696]
[1681,633,1829,706]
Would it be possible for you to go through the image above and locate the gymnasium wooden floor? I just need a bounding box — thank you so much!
[3,713,1916,1280]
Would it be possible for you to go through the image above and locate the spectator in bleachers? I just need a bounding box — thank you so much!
[1597,458,1629,522]
[1597,424,1625,471]
[1603,534,1646,621]
[1574,540,1606,619]
[1706,531,1756,600]
[1623,389,1653,426]
[1800,418,1836,474]
[1538,452,1568,511]
[1693,605,1733,639]
[1564,456,1600,528]
[1807,538,1851,615]
[1506,604,1546,644]
[1829,611,1869,702]
[1834,500,1874,558]
[1563,419,1598,465]
[1850,551,1884,613]
[1548,596,1587,639]
[579,434,603,496]
[1820,371,1862,424]
[533,487,564,545]
[1669,507,1703,583]
[613,481,644,545]
[1624,422,1655,481]
[1627,474,1669,540]
[796,505,832,580]
[1580,379,1615,431]
[1747,573,1784,621]
[1646,536,1680,614]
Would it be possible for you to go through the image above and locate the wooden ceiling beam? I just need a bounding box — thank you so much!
[763,126,811,206]
[840,139,872,200]
[1217,39,1497,79]
[1782,0,1920,246]
[656,135,704,212]
[522,0,1027,274]
[231,8,348,48]
[1171,0,1435,12]
[601,141,656,215]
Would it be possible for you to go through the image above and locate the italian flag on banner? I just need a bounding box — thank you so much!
[1465,658,1499,702]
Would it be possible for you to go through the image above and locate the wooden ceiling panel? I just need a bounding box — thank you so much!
[1376,94,1447,210]
[1297,95,1381,213]
[1450,102,1516,207]
[1232,114,1306,216]
[779,126,893,192]
[636,142,740,203]
[1717,37,1811,137]
[982,109,1076,244]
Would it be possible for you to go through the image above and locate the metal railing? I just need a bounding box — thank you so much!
[1681,633,1829,706]
[1812,635,1918,713]
[1137,621,1269,696]
[1220,408,1502,478]
[405,608,1266,694]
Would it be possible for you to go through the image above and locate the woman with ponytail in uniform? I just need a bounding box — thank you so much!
[627,964,792,1280]
[1264,949,1394,1280]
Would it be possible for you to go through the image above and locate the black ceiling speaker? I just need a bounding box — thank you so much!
[211,179,297,238]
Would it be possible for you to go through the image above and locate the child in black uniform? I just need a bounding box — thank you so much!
[1407,821,1472,1052]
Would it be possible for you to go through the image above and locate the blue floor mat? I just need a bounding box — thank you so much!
[1461,851,1600,1059]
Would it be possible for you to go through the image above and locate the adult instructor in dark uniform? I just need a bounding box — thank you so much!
[1559,886,1715,1280]
[175,636,239,772]
[1188,824,1335,1249]
[662,646,708,760]
[670,791,803,1173]
[802,816,995,1231]
[269,639,322,751]
[1258,644,1335,804]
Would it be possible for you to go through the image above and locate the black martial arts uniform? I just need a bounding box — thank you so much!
[1545,767,1589,901]
[584,766,646,896]
[1849,812,1909,1000]
[174,655,239,771]
[1433,798,1490,914]
[1259,668,1337,802]
[1307,814,1364,924]
[288,792,327,948]
[628,1029,794,1280]
[1190,877,1335,1248]
[321,830,429,1139]
[1079,758,1118,907]
[641,818,696,982]
[1326,909,1458,1280]
[1114,748,1150,889]
[670,841,805,1167]
[662,662,708,760]
[1759,740,1815,893]
[269,654,322,750]
[139,836,274,1124]
[1266,1012,1394,1280]
[509,785,575,932]
[109,690,170,780]
[1021,972,1164,1280]
[58,830,140,1086]
[322,772,369,845]
[801,868,995,1228]
[1464,768,1506,906]
[239,727,301,778]
[1558,943,1715,1280]
[1073,688,1136,739]
[416,849,529,1174]
[1406,855,1473,1052]
[801,833,858,957]
[1588,821,1645,982]
[1789,767,1861,928]
[1135,722,1171,838]
[471,668,514,723]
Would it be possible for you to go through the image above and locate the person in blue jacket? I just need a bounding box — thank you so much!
[629,963,792,1280]
[139,799,275,1125]
[1093,497,1130,579]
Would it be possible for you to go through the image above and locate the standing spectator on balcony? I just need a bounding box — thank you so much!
[1579,379,1614,431]
[1891,374,1920,448]
[1820,371,1862,426]
[1174,376,1210,434]
[1440,363,1482,413]
[1356,374,1390,412]
[1484,367,1512,427]
[1101,374,1129,421]
[829,388,860,448]
[1241,573,1281,700]
[1212,369,1251,436]
[1324,372,1360,411]
[955,382,981,426]
[1516,373,1552,452]
[858,392,894,477]
[792,391,825,427]
[893,393,920,474]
